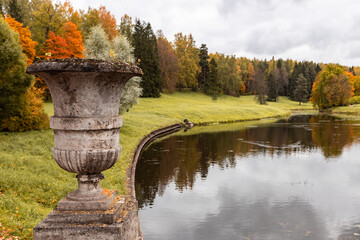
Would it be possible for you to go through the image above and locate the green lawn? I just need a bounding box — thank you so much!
[332,104,360,115]
[0,92,313,239]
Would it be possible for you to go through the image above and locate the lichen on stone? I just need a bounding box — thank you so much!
[26,58,143,75]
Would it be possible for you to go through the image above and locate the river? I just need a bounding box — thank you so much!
[135,114,360,240]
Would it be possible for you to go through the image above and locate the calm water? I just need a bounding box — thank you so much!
[135,115,360,240]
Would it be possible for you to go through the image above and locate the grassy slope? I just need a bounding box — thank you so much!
[332,104,360,115]
[0,92,313,239]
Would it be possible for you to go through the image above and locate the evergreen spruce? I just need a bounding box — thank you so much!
[198,44,210,91]
[133,19,162,97]
[7,0,23,23]
[289,62,301,99]
[205,57,219,99]
[294,73,309,105]
[266,69,278,101]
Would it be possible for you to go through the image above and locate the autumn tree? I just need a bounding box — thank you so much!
[98,6,117,41]
[246,62,255,94]
[63,21,85,58]
[212,53,242,96]
[119,14,134,43]
[30,0,66,50]
[80,6,100,39]
[80,6,117,41]
[198,44,210,91]
[157,30,179,92]
[58,0,81,27]
[174,32,199,90]
[254,63,267,104]
[0,17,47,131]
[311,64,353,111]
[44,31,71,58]
[293,73,308,105]
[133,19,162,97]
[345,71,360,96]
[5,15,37,65]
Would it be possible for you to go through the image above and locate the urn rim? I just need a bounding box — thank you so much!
[26,58,143,76]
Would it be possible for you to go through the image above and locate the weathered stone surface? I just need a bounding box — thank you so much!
[26,58,143,74]
[33,196,140,240]
[26,59,142,196]
[50,116,123,130]
[26,59,143,239]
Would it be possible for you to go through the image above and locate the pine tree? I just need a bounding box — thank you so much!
[294,73,308,105]
[198,44,210,91]
[205,57,219,99]
[133,19,162,97]
[266,69,278,101]
[289,62,301,99]
[7,0,23,23]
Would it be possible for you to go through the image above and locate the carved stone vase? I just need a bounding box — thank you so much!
[26,59,143,239]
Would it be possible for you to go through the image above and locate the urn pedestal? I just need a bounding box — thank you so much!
[26,59,143,240]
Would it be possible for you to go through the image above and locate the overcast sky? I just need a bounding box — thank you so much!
[61,0,360,66]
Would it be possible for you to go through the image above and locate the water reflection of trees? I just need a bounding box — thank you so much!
[309,115,360,157]
[136,115,360,207]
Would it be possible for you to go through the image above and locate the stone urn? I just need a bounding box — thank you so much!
[26,59,143,239]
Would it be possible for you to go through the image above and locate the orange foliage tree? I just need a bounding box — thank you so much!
[98,6,117,41]
[5,15,37,65]
[344,71,360,96]
[63,21,85,58]
[44,31,71,58]
[39,21,85,100]
[157,31,179,92]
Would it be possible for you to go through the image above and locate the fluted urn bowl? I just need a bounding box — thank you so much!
[26,59,143,210]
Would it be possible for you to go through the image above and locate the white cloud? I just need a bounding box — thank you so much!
[61,0,360,65]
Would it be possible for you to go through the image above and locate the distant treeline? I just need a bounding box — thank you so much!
[1,0,360,132]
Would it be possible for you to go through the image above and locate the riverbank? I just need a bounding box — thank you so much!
[0,92,313,239]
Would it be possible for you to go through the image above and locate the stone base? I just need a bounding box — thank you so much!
[33,195,140,240]
[57,189,117,212]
